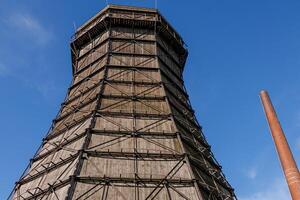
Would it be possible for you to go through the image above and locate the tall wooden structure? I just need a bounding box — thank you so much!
[10,5,236,200]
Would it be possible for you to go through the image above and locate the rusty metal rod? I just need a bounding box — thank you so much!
[260,90,300,200]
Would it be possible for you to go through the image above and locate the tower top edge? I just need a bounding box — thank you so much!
[77,4,158,33]
[74,4,186,47]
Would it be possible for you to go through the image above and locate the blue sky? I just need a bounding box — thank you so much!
[1,0,299,199]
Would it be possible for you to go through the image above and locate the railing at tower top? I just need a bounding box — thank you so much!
[71,7,186,49]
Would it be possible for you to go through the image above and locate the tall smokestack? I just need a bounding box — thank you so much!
[260,90,300,200]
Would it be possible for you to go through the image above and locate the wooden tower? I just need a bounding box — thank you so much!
[10,5,236,200]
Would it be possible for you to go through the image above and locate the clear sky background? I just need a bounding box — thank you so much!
[0,0,299,199]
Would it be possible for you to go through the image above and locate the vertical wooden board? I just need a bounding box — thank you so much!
[111,40,134,54]
[135,56,156,68]
[40,185,69,200]
[77,41,108,71]
[135,100,169,114]
[109,55,157,68]
[79,42,93,57]
[135,85,163,96]
[74,57,106,84]
[88,135,180,154]
[137,160,191,179]
[110,55,133,66]
[47,117,91,144]
[31,144,82,177]
[106,185,135,200]
[135,118,175,133]
[111,27,133,39]
[61,87,99,116]
[107,68,133,81]
[55,100,96,132]
[80,157,135,178]
[107,68,160,83]
[137,137,182,154]
[73,182,104,199]
[17,176,44,199]
[135,70,160,82]
[69,77,103,98]
[94,116,133,131]
[138,187,170,200]
[88,134,134,152]
[100,99,133,113]
[92,42,108,61]
[169,187,199,200]
[135,28,155,40]
[36,160,76,187]
[103,83,133,96]
[94,30,109,46]
[17,160,77,199]
[30,136,84,173]
[135,42,155,55]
